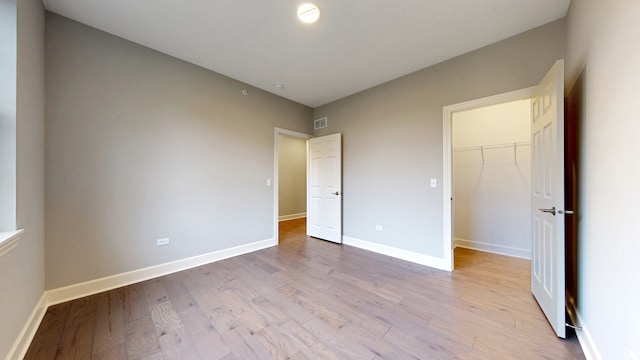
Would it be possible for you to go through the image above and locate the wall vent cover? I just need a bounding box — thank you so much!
[314,117,327,129]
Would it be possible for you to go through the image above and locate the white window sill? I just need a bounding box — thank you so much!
[0,229,24,259]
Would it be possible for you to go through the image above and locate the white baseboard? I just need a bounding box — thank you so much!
[278,213,306,222]
[454,238,531,259]
[45,237,276,306]
[4,293,47,360]
[567,296,602,360]
[5,238,276,360]
[342,236,447,270]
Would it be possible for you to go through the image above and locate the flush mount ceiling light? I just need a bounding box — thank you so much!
[297,3,321,23]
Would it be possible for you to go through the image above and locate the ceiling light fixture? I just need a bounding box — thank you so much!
[297,3,321,24]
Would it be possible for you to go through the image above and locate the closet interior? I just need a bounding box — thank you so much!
[452,99,532,259]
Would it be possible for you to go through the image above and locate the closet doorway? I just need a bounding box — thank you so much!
[442,88,534,270]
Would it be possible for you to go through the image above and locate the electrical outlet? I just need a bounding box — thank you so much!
[156,238,170,246]
[375,225,383,231]
[430,178,437,188]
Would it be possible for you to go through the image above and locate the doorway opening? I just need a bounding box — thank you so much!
[274,128,312,244]
[442,87,535,271]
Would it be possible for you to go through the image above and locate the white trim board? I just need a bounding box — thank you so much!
[46,238,275,306]
[567,296,602,360]
[342,236,447,271]
[0,229,24,259]
[278,212,306,222]
[454,238,531,259]
[5,237,276,360]
[4,294,47,360]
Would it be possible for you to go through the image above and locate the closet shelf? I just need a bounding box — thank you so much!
[453,141,530,166]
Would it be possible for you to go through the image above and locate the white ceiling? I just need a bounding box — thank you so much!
[42,0,570,108]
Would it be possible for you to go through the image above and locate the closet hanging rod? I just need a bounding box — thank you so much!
[453,141,531,152]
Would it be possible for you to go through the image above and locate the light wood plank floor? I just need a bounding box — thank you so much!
[25,218,584,359]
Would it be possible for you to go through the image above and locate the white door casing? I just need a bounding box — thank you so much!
[307,133,342,243]
[442,87,535,271]
[531,59,566,338]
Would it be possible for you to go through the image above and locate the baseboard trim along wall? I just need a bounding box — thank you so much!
[342,236,447,270]
[6,237,277,360]
[567,296,602,360]
[8,236,595,359]
[45,237,276,306]
[278,213,306,222]
[5,294,47,360]
[454,238,531,259]
[9,235,448,358]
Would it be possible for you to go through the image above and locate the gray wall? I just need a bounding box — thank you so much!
[278,135,307,218]
[6,3,639,358]
[45,14,312,289]
[313,20,565,257]
[566,0,640,358]
[0,0,46,358]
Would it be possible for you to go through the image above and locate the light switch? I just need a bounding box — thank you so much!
[266,179,272,186]
[430,179,437,188]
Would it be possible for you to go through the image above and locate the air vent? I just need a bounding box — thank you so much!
[314,117,327,129]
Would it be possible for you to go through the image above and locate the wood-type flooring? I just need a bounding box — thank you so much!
[25,218,585,359]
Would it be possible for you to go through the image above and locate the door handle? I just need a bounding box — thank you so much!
[538,207,575,216]
[539,206,556,216]
[332,191,340,195]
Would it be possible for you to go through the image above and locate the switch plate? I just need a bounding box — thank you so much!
[375,225,383,231]
[266,179,272,186]
[156,238,170,246]
[430,178,437,188]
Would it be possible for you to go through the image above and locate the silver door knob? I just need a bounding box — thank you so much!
[539,206,556,216]
[332,191,340,195]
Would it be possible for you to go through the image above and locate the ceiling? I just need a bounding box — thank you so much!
[42,0,570,108]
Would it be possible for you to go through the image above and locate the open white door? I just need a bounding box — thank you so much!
[307,133,342,243]
[531,59,567,338]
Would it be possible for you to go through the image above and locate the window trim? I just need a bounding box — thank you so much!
[0,229,23,258]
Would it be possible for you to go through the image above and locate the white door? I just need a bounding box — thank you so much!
[531,59,567,338]
[307,133,342,243]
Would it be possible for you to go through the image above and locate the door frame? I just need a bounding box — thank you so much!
[442,87,535,271]
[274,127,312,244]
